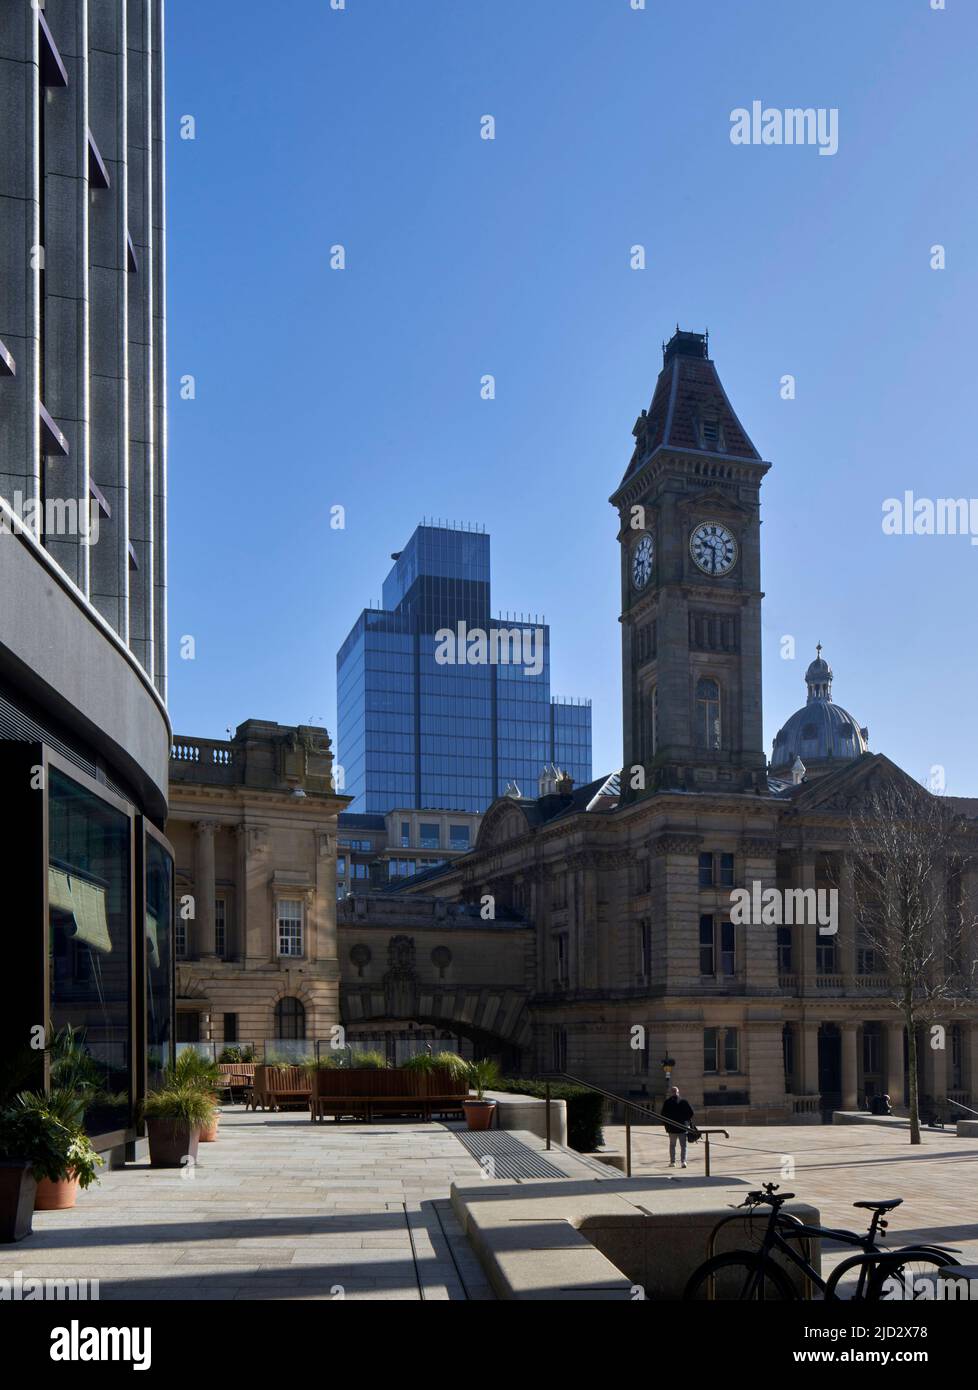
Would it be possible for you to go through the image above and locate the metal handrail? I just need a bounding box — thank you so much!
[543,1072,729,1177]
[947,1098,978,1118]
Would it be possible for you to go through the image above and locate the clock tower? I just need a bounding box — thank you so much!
[610,329,771,797]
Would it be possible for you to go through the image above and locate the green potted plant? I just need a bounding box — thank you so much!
[350,1050,388,1070]
[169,1052,223,1141]
[15,1090,103,1210]
[0,1097,102,1224]
[141,1085,215,1167]
[463,1060,502,1130]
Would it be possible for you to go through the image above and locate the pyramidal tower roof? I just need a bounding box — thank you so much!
[620,328,761,485]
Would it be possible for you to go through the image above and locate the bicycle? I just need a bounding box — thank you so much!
[683,1182,960,1301]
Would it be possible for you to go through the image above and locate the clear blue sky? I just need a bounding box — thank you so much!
[165,0,978,796]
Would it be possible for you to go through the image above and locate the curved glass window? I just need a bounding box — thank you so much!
[48,768,132,1135]
[146,835,174,1092]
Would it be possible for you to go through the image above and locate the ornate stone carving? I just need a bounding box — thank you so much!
[651,833,703,856]
[431,945,452,979]
[383,935,417,1018]
[349,943,371,977]
[740,836,777,858]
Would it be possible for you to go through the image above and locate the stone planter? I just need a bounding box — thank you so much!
[0,1163,37,1242]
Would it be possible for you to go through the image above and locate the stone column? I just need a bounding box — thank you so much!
[839,857,856,990]
[233,823,248,962]
[840,1022,859,1111]
[741,838,779,993]
[315,825,339,966]
[969,1024,978,1108]
[886,1020,905,1109]
[921,1024,948,1106]
[798,852,818,994]
[800,1018,820,1097]
[194,820,217,957]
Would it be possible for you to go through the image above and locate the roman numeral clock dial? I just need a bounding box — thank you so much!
[689,521,737,577]
[631,533,654,589]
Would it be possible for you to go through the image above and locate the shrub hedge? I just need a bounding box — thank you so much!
[494,1077,604,1153]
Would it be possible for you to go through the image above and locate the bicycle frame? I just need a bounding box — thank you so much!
[705,1200,959,1301]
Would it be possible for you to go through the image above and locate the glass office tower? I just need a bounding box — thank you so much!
[337,524,592,813]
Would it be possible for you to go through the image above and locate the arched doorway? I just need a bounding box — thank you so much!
[818,1023,841,1116]
[274,995,306,1040]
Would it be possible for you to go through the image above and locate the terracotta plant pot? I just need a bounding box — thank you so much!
[0,1163,37,1243]
[463,1100,496,1132]
[35,1174,80,1210]
[200,1116,220,1143]
[146,1118,201,1168]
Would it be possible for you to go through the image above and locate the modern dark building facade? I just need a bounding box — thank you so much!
[1,0,171,1158]
[337,523,592,813]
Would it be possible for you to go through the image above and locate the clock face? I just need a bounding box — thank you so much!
[631,534,654,589]
[689,521,738,576]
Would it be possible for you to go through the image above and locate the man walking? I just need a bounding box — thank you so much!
[661,1085,694,1168]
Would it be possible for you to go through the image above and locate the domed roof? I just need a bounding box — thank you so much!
[771,646,869,773]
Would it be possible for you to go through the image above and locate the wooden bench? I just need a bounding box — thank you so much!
[309,1068,468,1123]
[248,1065,311,1112]
[218,1062,255,1103]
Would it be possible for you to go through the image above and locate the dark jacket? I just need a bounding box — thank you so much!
[661,1095,694,1132]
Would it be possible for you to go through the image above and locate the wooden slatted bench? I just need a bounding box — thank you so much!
[309,1068,468,1123]
[248,1065,311,1112]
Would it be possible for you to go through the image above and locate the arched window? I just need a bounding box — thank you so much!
[695,677,721,750]
[274,996,306,1040]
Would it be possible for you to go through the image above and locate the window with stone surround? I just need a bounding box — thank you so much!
[695,677,722,750]
[553,932,569,987]
[704,1026,740,1074]
[214,897,226,957]
[276,898,304,957]
[700,915,736,976]
[637,918,651,982]
[699,851,734,888]
[551,1025,567,1072]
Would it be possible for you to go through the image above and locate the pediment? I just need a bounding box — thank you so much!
[788,753,923,816]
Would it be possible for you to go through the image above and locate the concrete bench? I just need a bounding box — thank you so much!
[452,1172,820,1300]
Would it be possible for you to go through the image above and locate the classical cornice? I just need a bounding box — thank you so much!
[651,833,704,856]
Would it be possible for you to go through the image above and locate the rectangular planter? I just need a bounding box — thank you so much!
[0,1162,38,1242]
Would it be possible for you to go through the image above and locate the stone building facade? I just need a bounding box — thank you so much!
[401,329,978,1125]
[167,721,349,1046]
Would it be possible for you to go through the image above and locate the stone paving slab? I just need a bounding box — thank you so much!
[1,1109,495,1301]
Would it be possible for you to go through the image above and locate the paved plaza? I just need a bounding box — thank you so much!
[605,1120,978,1273]
[3,1110,495,1301]
[6,1110,977,1299]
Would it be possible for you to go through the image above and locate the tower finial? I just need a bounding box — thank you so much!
[816,641,822,659]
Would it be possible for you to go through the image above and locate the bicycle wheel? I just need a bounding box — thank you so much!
[683,1251,797,1301]
[824,1252,885,1302]
[865,1250,960,1302]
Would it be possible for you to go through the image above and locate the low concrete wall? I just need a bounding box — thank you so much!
[957,1119,978,1137]
[486,1090,567,1147]
[452,1172,821,1300]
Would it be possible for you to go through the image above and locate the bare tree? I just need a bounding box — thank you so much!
[844,773,977,1144]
